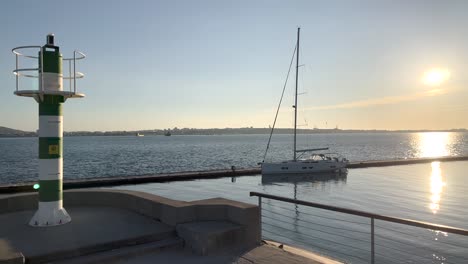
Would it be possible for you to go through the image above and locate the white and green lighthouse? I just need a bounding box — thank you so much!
[13,34,86,226]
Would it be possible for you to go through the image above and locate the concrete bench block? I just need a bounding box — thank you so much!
[194,205,228,221]
[160,204,196,226]
[4,195,36,214]
[176,221,244,256]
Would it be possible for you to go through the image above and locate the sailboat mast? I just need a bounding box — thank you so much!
[293,27,300,161]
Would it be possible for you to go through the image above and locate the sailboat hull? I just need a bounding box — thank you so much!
[261,160,347,175]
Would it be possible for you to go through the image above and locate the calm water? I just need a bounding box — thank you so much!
[116,161,468,264]
[0,132,467,184]
[1,132,467,263]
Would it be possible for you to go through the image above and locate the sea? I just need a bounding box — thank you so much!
[1,132,467,183]
[1,132,468,263]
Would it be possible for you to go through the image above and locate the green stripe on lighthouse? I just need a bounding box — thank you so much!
[39,95,64,115]
[38,179,62,202]
[39,137,62,159]
[41,94,65,104]
[39,104,62,116]
[39,48,62,73]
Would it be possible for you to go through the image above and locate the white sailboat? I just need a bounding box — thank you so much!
[261,28,348,175]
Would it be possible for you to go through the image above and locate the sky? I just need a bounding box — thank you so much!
[1,0,467,131]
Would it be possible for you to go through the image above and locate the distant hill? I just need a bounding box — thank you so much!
[0,126,36,137]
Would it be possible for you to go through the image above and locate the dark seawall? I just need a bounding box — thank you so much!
[1,156,467,194]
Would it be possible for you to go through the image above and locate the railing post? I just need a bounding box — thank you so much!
[73,51,76,94]
[258,196,262,239]
[69,60,72,92]
[15,55,18,92]
[371,217,375,264]
[40,47,44,92]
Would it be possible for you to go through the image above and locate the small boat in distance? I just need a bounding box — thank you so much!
[136,133,144,137]
[164,130,171,136]
[261,28,348,175]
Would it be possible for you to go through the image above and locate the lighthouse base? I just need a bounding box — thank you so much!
[29,201,71,227]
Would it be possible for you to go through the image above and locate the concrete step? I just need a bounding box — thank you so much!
[51,237,184,264]
[27,231,178,264]
[0,239,24,264]
[176,221,245,255]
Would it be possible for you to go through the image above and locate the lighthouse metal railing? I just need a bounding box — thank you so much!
[63,50,86,94]
[250,191,468,264]
[12,46,43,93]
[12,46,85,95]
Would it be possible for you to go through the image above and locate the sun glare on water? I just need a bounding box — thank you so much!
[421,68,450,86]
[429,162,446,214]
[416,132,451,158]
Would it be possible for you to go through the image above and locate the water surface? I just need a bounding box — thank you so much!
[115,161,468,263]
[1,132,467,184]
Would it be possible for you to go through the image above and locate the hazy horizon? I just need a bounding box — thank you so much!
[1,0,467,131]
[3,125,467,133]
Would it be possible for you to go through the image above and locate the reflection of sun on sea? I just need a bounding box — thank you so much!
[416,132,451,158]
[429,162,445,214]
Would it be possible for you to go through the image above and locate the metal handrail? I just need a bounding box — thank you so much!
[250,191,468,263]
[250,192,468,235]
[12,45,42,58]
[13,68,40,78]
[64,51,86,93]
[62,72,84,79]
[63,50,86,61]
[12,46,43,92]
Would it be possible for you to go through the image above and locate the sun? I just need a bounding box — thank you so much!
[421,68,450,86]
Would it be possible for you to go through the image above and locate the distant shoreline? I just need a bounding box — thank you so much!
[0,126,466,138]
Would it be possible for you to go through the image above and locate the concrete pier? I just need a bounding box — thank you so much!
[0,189,261,263]
[0,189,336,263]
[346,155,468,168]
[0,207,178,263]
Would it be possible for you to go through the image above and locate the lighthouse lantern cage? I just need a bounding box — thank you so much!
[12,45,86,100]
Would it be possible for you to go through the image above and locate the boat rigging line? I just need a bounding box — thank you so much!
[262,43,297,163]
